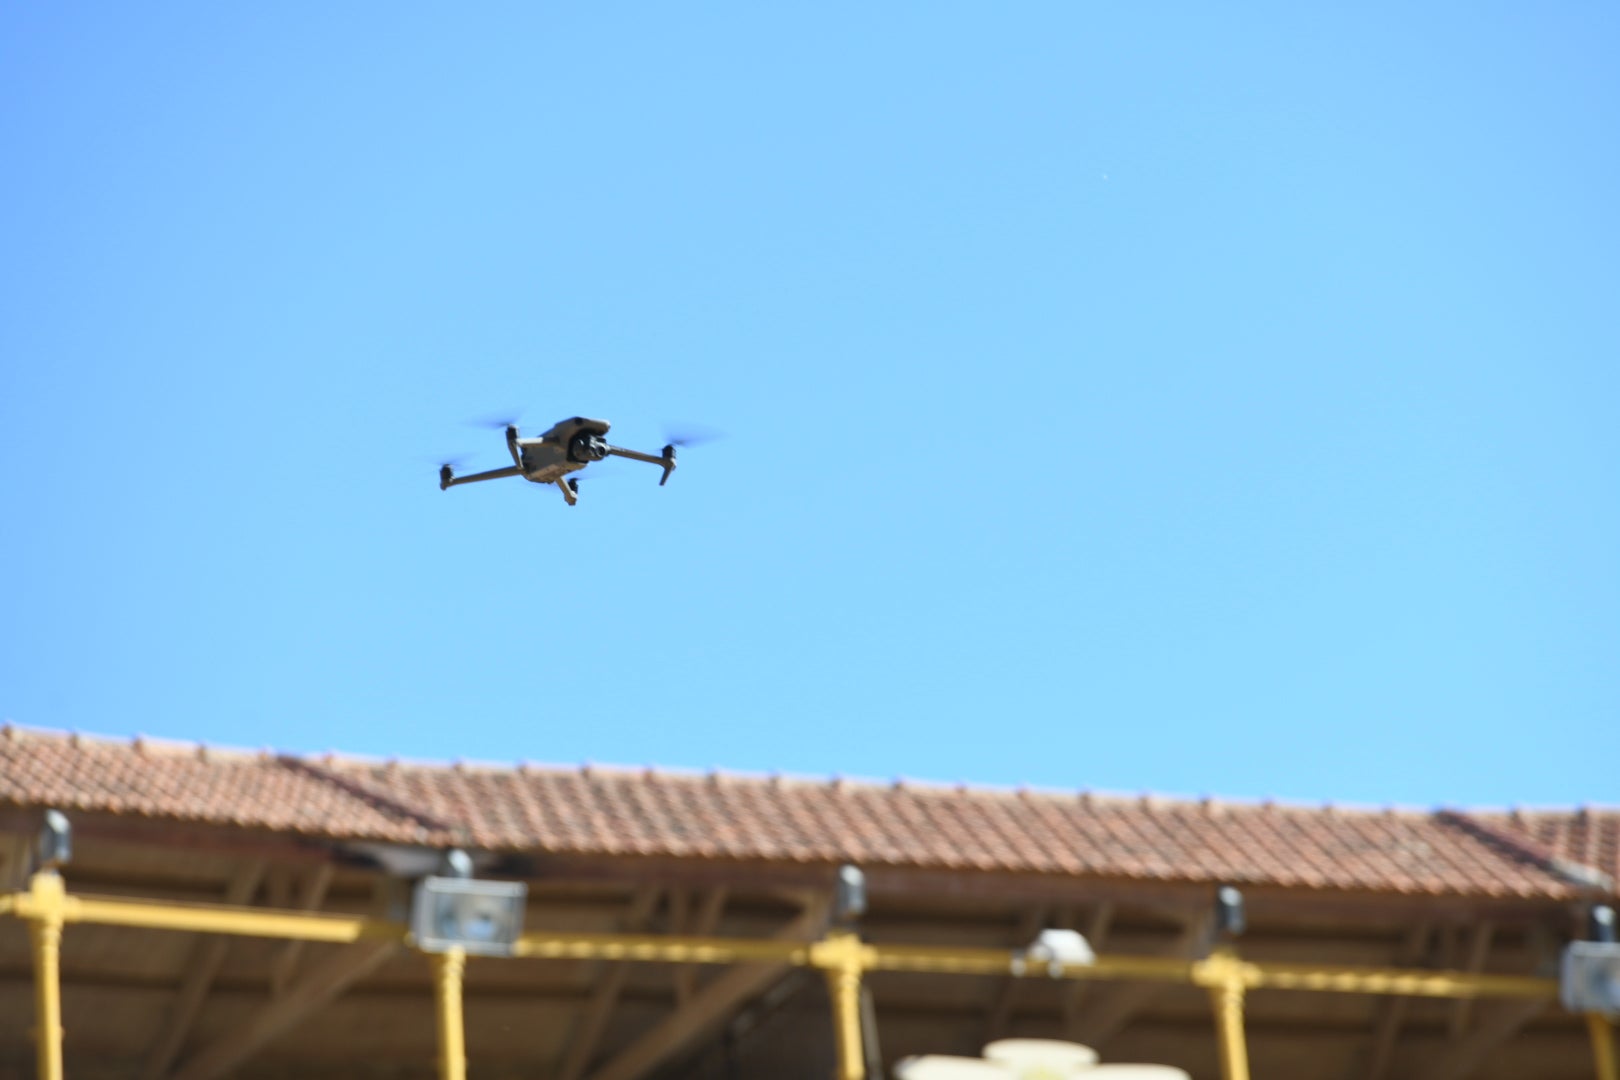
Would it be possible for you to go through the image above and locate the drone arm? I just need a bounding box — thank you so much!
[441,465,523,490]
[602,445,661,465]
[604,443,678,486]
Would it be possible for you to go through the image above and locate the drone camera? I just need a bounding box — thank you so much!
[568,432,610,464]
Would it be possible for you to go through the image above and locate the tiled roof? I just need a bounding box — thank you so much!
[0,729,437,844]
[1,725,1613,899]
[1485,808,1620,893]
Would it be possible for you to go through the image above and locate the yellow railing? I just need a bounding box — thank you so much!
[3,871,1614,1080]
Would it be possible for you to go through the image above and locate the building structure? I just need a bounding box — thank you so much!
[1,724,1616,1079]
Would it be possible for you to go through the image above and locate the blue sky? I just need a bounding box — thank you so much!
[3,4,1615,808]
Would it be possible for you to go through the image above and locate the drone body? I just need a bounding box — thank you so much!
[438,416,677,506]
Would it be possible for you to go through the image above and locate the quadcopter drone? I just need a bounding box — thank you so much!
[438,416,679,506]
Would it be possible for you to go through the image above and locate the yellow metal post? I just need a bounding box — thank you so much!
[1195,950,1252,1080]
[433,948,467,1080]
[25,871,67,1080]
[1590,1014,1618,1080]
[1209,975,1251,1080]
[812,931,871,1080]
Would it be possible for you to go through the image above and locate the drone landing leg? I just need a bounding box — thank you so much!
[604,443,678,486]
[557,480,578,507]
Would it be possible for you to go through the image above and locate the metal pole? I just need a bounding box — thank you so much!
[826,961,866,1080]
[433,948,467,1080]
[1590,1014,1618,1080]
[814,931,868,1080]
[1209,975,1251,1080]
[26,872,66,1080]
[1196,950,1252,1080]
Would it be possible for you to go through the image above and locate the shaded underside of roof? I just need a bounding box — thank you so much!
[1,726,1612,899]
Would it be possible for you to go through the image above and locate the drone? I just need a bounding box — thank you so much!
[438,416,680,506]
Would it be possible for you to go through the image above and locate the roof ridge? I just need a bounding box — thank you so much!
[275,757,464,844]
[1437,810,1615,894]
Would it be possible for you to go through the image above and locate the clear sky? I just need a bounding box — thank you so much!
[2,4,1615,809]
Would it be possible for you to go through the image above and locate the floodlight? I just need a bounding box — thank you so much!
[1011,929,1095,977]
[835,864,867,926]
[1590,904,1617,945]
[36,809,71,871]
[1215,885,1245,939]
[1560,940,1620,1018]
[411,875,527,957]
[439,848,475,880]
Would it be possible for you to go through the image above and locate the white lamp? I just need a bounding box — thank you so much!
[1011,928,1096,977]
[411,872,527,957]
[1562,940,1620,1019]
[984,1038,1099,1077]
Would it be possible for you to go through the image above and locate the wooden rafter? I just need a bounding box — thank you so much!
[268,864,334,998]
[556,886,664,1080]
[1423,998,1546,1080]
[1068,910,1210,1048]
[675,888,728,1005]
[169,938,399,1080]
[141,859,267,1080]
[667,890,690,937]
[1361,922,1433,1080]
[985,905,1050,1040]
[0,832,27,891]
[1448,922,1495,1038]
[586,894,831,1080]
[1061,902,1116,1031]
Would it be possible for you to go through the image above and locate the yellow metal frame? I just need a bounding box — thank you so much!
[5,871,1616,1080]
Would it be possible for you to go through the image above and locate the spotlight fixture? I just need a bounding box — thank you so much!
[1011,928,1095,978]
[835,864,867,926]
[1214,885,1246,940]
[36,809,71,872]
[1561,940,1620,1019]
[410,851,527,957]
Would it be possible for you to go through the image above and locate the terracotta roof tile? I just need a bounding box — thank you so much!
[1483,807,1620,892]
[0,727,434,843]
[1,726,1612,899]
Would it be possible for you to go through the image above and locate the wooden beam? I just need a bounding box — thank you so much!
[675,888,728,1005]
[586,894,830,1080]
[1061,902,1116,1031]
[169,938,399,1080]
[0,832,27,891]
[556,887,664,1080]
[1069,911,1210,1048]
[986,905,1050,1040]
[1422,998,1546,1080]
[667,890,690,937]
[1360,922,1433,1080]
[140,860,267,1080]
[268,865,334,998]
[263,866,291,909]
[0,809,341,869]
[1448,922,1494,1038]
